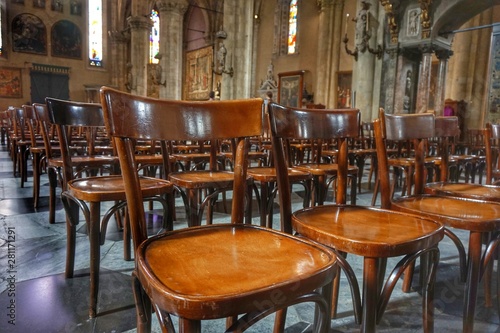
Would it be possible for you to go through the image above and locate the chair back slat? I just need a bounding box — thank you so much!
[375,111,435,208]
[268,102,360,233]
[100,86,263,247]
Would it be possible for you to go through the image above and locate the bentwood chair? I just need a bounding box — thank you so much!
[375,111,500,333]
[268,103,444,333]
[100,87,337,333]
[46,97,173,318]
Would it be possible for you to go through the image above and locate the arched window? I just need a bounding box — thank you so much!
[88,0,103,66]
[275,0,299,56]
[149,9,160,64]
[288,0,298,54]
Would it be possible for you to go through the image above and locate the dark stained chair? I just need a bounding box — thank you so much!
[375,111,500,333]
[268,103,444,333]
[100,87,338,333]
[46,97,173,318]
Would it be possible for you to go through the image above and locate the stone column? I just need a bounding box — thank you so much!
[222,0,255,99]
[127,16,152,96]
[415,44,433,113]
[108,31,129,91]
[156,0,189,99]
[314,0,340,107]
[434,49,452,116]
[352,0,379,122]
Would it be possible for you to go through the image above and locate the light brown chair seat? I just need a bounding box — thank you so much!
[268,103,444,332]
[375,111,500,333]
[100,87,337,333]
[46,97,173,318]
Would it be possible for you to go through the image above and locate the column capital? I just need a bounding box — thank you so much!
[108,30,129,44]
[316,0,341,11]
[435,48,453,60]
[127,15,152,31]
[155,0,189,14]
[418,43,433,54]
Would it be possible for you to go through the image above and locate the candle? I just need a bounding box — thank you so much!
[345,13,349,35]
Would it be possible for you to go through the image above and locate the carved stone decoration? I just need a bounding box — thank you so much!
[418,0,432,39]
[380,0,399,44]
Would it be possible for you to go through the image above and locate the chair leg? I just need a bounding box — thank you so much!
[273,308,287,333]
[132,273,152,333]
[32,152,41,208]
[64,200,78,279]
[48,167,58,224]
[89,201,101,318]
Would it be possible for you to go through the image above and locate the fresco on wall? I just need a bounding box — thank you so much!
[0,67,22,98]
[51,20,82,59]
[184,46,213,100]
[11,14,47,55]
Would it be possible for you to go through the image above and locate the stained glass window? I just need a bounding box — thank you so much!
[88,0,103,66]
[150,9,160,64]
[288,0,298,54]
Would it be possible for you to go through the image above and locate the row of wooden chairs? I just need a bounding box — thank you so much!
[2,92,499,332]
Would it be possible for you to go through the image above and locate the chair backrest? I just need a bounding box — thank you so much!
[9,106,29,141]
[434,116,460,181]
[22,104,40,146]
[375,111,435,208]
[268,102,360,233]
[45,97,107,186]
[100,86,263,248]
[484,123,500,185]
[33,103,57,159]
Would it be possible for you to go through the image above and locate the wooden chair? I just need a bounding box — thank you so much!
[485,123,500,185]
[268,103,444,332]
[375,111,500,333]
[45,97,173,318]
[100,87,337,333]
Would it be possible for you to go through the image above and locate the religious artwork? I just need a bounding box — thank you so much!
[33,0,45,8]
[278,71,304,108]
[337,71,352,108]
[11,14,47,55]
[0,67,22,98]
[407,8,420,37]
[184,46,213,100]
[70,0,82,16]
[51,20,82,59]
[51,0,63,12]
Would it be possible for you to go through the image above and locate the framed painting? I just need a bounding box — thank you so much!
[51,20,82,59]
[11,14,47,55]
[0,67,22,98]
[337,71,352,108]
[184,46,213,100]
[278,70,304,107]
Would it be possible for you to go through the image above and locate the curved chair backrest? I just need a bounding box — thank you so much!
[45,97,106,185]
[435,116,460,181]
[485,123,500,185]
[375,111,435,208]
[100,86,263,248]
[268,102,360,232]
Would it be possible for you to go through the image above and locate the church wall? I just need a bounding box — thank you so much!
[254,0,319,101]
[1,0,112,108]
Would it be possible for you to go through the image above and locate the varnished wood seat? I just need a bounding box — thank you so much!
[46,97,173,318]
[100,87,337,333]
[268,103,444,332]
[375,111,500,333]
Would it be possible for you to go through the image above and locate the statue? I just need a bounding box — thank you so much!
[217,42,227,71]
[125,63,135,91]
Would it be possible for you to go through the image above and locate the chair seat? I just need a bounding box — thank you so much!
[136,223,337,319]
[68,175,172,202]
[425,182,500,202]
[168,170,234,188]
[248,167,312,182]
[294,163,358,176]
[391,195,500,232]
[292,205,444,257]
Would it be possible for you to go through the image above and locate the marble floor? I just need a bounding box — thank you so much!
[0,141,499,332]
